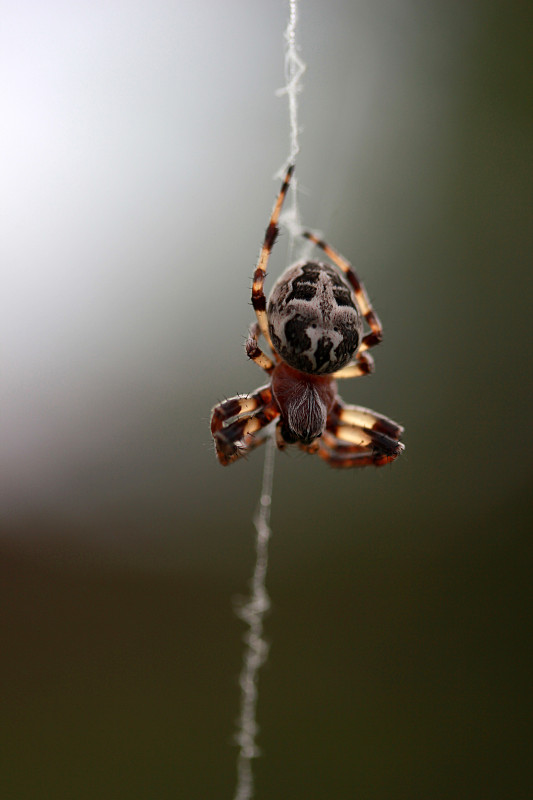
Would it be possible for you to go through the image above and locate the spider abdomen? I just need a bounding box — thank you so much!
[271,362,337,444]
[267,261,362,374]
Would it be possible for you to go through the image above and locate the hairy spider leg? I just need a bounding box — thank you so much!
[301,231,383,354]
[332,350,375,380]
[252,164,295,349]
[315,399,404,468]
[211,386,279,465]
[317,428,403,468]
[316,437,396,467]
[245,322,277,373]
[329,400,404,441]
[274,419,288,451]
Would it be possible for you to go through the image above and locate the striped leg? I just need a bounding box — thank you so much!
[329,400,404,442]
[301,231,383,353]
[210,386,279,465]
[275,419,289,450]
[332,351,374,379]
[252,164,295,347]
[317,400,404,468]
[245,322,277,373]
[316,436,390,468]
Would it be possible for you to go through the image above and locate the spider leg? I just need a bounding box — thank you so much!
[275,419,287,450]
[301,231,383,353]
[245,322,278,373]
[316,399,404,468]
[316,436,387,468]
[332,351,375,379]
[211,386,279,465]
[317,428,403,468]
[329,400,404,441]
[252,164,295,348]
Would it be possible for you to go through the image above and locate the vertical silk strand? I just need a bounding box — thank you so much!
[233,3,305,799]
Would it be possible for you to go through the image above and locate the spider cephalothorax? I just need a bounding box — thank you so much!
[210,164,405,468]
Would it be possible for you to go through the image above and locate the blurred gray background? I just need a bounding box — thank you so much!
[1,1,531,798]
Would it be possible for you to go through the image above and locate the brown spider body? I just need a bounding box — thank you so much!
[210,165,405,468]
[271,362,337,444]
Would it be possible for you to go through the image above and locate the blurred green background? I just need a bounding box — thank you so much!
[1,1,531,797]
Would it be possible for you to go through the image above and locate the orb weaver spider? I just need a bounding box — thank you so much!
[210,164,405,468]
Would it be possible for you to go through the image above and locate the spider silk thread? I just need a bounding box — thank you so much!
[232,3,305,800]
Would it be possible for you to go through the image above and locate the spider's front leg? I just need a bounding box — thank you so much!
[330,400,404,442]
[210,386,279,465]
[317,399,404,468]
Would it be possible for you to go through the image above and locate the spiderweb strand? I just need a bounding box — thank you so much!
[233,433,275,800]
[277,0,306,168]
[276,0,306,262]
[232,3,305,800]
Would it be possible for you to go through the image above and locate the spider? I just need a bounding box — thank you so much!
[210,164,405,468]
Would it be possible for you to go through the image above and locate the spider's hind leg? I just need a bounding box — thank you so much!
[245,322,278,373]
[252,164,295,347]
[301,230,383,353]
[210,386,279,465]
[332,351,375,379]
